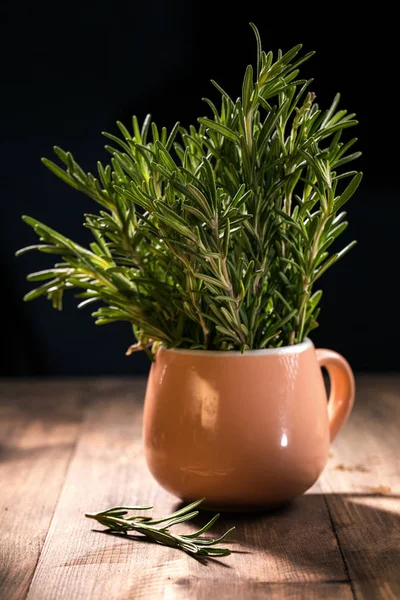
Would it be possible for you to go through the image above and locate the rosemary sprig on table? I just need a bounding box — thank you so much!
[85,498,235,557]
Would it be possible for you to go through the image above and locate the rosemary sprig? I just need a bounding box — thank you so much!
[17,24,362,352]
[85,498,235,557]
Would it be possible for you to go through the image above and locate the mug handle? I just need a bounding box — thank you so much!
[316,348,355,442]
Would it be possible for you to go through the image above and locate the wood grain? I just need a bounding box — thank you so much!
[160,581,354,599]
[1,375,399,600]
[317,375,400,600]
[0,380,88,600]
[26,378,348,600]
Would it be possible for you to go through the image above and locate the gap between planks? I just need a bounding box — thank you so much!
[317,375,400,600]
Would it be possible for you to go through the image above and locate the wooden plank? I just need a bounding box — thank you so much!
[160,581,353,599]
[0,379,87,600]
[317,375,400,600]
[26,378,350,600]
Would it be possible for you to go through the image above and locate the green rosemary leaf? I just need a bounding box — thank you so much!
[194,273,230,291]
[96,505,153,515]
[27,268,70,282]
[197,547,231,555]
[337,240,357,259]
[41,158,80,189]
[242,64,254,113]
[116,120,132,141]
[308,289,323,312]
[156,512,200,528]
[165,122,181,152]
[184,513,220,538]
[16,244,59,256]
[313,254,339,281]
[155,140,178,173]
[155,213,198,242]
[77,297,100,309]
[320,93,341,129]
[156,498,207,521]
[334,172,363,211]
[250,23,262,77]
[216,325,241,341]
[192,526,236,546]
[197,118,240,142]
[23,279,60,301]
[102,131,132,155]
[333,152,362,168]
[210,79,233,103]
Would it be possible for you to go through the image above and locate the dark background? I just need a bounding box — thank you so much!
[1,2,398,376]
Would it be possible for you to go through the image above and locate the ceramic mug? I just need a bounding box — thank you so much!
[143,338,355,510]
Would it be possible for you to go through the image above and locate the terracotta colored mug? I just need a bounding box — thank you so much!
[143,339,355,510]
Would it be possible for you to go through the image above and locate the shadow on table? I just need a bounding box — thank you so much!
[76,493,400,584]
[172,492,400,583]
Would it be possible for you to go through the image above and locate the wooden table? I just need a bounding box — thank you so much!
[0,376,399,600]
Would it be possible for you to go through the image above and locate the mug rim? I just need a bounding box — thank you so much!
[161,337,313,357]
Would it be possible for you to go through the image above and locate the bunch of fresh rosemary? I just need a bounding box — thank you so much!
[17,24,361,352]
[85,498,234,557]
